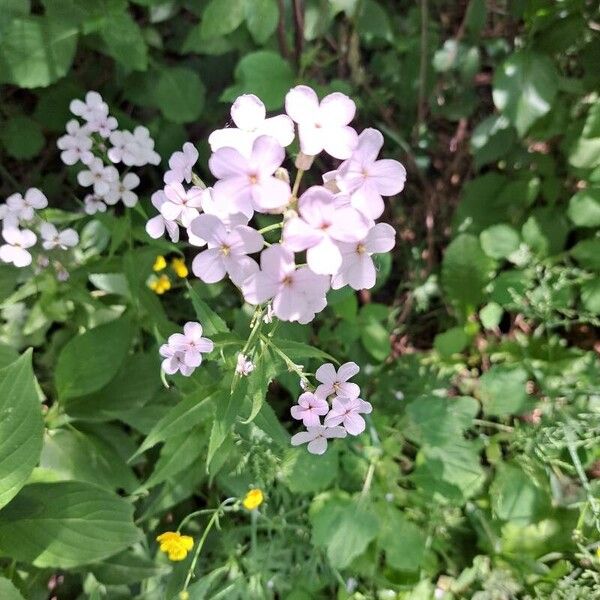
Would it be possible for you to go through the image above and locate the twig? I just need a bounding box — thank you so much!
[292,0,304,67]
[276,0,290,59]
[416,0,429,136]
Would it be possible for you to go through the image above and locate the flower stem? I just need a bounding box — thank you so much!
[291,168,305,199]
[258,222,283,235]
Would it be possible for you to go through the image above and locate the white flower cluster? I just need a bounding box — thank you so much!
[290,362,372,454]
[57,91,160,215]
[146,86,406,325]
[0,188,78,276]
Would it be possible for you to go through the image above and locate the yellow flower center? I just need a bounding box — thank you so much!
[242,488,264,510]
[356,243,366,254]
[156,531,194,561]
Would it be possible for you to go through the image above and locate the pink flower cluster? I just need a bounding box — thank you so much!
[0,188,78,276]
[290,362,372,455]
[57,91,160,215]
[159,322,214,377]
[146,86,405,324]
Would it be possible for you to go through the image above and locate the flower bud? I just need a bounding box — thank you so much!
[294,152,314,171]
[274,167,290,184]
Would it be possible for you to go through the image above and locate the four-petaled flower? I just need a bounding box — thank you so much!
[285,85,358,159]
[290,391,330,427]
[291,425,347,455]
[164,142,199,185]
[77,157,119,196]
[168,322,214,369]
[236,353,255,376]
[156,531,194,561]
[160,183,204,227]
[40,223,79,250]
[6,188,48,221]
[0,228,37,267]
[324,396,373,435]
[145,190,180,243]
[104,173,140,207]
[315,361,361,399]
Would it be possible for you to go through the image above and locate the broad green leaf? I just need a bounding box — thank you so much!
[241,346,277,424]
[0,351,44,510]
[568,188,600,228]
[282,446,339,494]
[441,234,495,318]
[521,207,569,257]
[310,495,379,569]
[0,481,141,568]
[434,327,470,357]
[479,364,531,416]
[253,402,290,447]
[245,0,278,43]
[222,51,294,110]
[200,0,245,38]
[132,386,218,458]
[570,238,600,271]
[491,463,548,524]
[480,224,520,259]
[0,17,78,88]
[100,11,148,71]
[187,282,229,335]
[0,578,25,600]
[470,114,516,167]
[0,116,44,159]
[582,279,600,313]
[0,343,18,368]
[479,302,503,330]
[493,50,558,136]
[55,316,133,401]
[357,0,393,42]
[269,338,337,364]
[90,549,170,585]
[0,264,19,303]
[155,67,205,124]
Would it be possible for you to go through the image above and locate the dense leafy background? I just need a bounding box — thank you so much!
[1,0,600,598]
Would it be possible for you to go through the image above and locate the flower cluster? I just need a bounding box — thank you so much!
[0,188,79,277]
[148,255,188,295]
[290,362,372,454]
[159,322,214,377]
[146,86,405,324]
[57,91,160,215]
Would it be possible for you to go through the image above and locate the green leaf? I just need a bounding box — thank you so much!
[269,338,337,364]
[479,364,531,416]
[187,282,229,335]
[253,402,290,447]
[491,463,548,524]
[441,234,495,318]
[245,0,278,43]
[479,224,520,259]
[0,578,25,600]
[0,351,44,510]
[155,67,205,124]
[222,51,294,110]
[0,116,44,159]
[479,302,503,330]
[568,188,600,228]
[0,264,19,303]
[0,17,78,88]
[311,496,379,569]
[99,11,148,71]
[470,114,516,168]
[492,50,558,136]
[55,316,133,401]
[282,447,339,494]
[434,327,470,357]
[521,207,569,257]
[0,481,141,568]
[570,238,600,271]
[90,549,170,586]
[200,0,245,38]
[0,343,18,369]
[360,315,391,362]
[581,279,600,313]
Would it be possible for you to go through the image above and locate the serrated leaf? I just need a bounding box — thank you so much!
[0,351,44,510]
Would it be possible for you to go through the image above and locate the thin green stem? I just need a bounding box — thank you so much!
[291,168,305,199]
[258,222,283,235]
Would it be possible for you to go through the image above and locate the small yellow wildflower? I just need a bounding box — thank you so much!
[149,274,172,295]
[156,531,194,561]
[153,255,167,271]
[596,546,600,559]
[171,257,188,278]
[242,488,264,510]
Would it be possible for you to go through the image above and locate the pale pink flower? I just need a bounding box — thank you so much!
[236,353,255,376]
[70,91,108,122]
[331,223,396,290]
[209,94,294,154]
[290,391,329,427]
[282,186,370,275]
[335,128,406,219]
[324,396,373,435]
[130,126,160,166]
[6,188,48,221]
[146,190,180,242]
[0,205,19,230]
[0,227,37,267]
[83,195,107,215]
[285,85,358,159]
[159,345,194,377]
[57,120,94,165]
[87,113,118,138]
[290,425,347,455]
[315,362,360,399]
[107,130,135,164]
[40,223,78,250]
[209,135,291,217]
[77,158,118,197]
[190,214,263,285]
[242,244,329,324]
[104,173,140,207]
[164,142,198,185]
[167,322,214,368]
[160,182,204,227]
[200,187,250,229]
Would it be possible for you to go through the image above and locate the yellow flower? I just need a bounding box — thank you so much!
[149,274,172,295]
[153,255,167,271]
[596,546,600,559]
[156,531,194,561]
[242,488,264,510]
[171,257,188,278]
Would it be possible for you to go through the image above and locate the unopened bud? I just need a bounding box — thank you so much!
[274,167,290,184]
[191,173,207,189]
[295,152,314,171]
